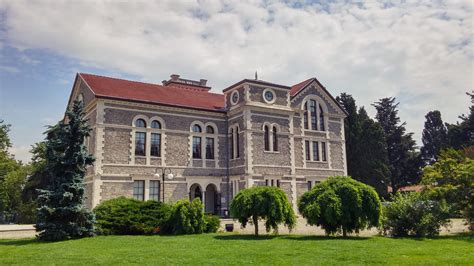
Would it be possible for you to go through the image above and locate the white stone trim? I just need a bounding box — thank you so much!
[230,90,240,105]
[262,88,277,104]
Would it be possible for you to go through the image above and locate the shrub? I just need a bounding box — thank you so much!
[298,176,382,237]
[204,214,221,233]
[162,199,206,235]
[93,197,171,235]
[381,192,450,237]
[230,186,295,236]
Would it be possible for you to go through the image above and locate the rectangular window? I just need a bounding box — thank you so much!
[271,179,274,187]
[149,180,160,201]
[321,142,327,161]
[305,141,311,161]
[307,181,312,191]
[230,130,234,159]
[304,102,309,130]
[313,141,320,161]
[133,180,144,201]
[206,137,215,159]
[265,179,269,186]
[277,180,280,188]
[135,132,146,156]
[192,136,202,159]
[151,133,161,157]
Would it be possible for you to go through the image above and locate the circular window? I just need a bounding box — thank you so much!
[231,91,239,105]
[263,89,276,104]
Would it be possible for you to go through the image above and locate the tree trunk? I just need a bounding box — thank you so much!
[253,216,259,236]
[343,228,347,238]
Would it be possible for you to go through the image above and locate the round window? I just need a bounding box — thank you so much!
[263,89,276,104]
[231,91,239,105]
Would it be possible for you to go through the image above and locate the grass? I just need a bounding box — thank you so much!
[0,233,473,265]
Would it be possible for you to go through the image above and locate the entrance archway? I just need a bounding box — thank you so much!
[205,184,218,214]
[189,183,202,202]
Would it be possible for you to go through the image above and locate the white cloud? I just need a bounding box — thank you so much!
[1,0,473,145]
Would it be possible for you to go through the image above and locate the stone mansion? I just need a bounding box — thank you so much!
[67,73,348,215]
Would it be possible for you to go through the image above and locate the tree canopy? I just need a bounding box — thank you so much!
[421,111,448,164]
[372,97,422,192]
[337,93,390,196]
[298,176,382,237]
[230,186,295,236]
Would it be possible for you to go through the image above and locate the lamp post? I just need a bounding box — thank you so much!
[154,168,174,202]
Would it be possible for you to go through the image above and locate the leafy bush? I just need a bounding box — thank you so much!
[230,186,295,236]
[381,192,450,237]
[204,214,221,233]
[93,197,171,235]
[161,199,206,235]
[421,149,474,230]
[298,176,382,236]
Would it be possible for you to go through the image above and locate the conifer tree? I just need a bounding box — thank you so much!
[372,97,422,193]
[420,111,448,164]
[336,93,390,196]
[36,101,95,241]
[446,92,474,149]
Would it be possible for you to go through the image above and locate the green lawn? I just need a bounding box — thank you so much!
[1,233,473,265]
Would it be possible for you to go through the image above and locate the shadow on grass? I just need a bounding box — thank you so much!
[0,238,39,246]
[213,234,370,241]
[387,232,474,243]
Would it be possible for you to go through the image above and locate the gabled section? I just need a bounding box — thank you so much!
[290,77,348,116]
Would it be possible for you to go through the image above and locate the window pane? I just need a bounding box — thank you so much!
[310,100,317,130]
[230,129,234,159]
[313,141,320,161]
[264,126,270,151]
[304,102,309,130]
[206,137,214,159]
[193,124,202,133]
[193,136,202,159]
[149,180,160,201]
[307,181,312,191]
[305,141,311,160]
[151,133,161,157]
[135,119,146,128]
[277,180,280,188]
[133,180,144,201]
[273,126,278,151]
[319,105,325,131]
[206,126,214,134]
[236,127,240,158]
[151,120,161,129]
[321,142,327,161]
[135,132,146,156]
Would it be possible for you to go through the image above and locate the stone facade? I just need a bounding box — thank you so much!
[71,74,347,215]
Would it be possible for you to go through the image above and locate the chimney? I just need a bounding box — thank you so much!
[170,74,180,81]
[199,79,207,86]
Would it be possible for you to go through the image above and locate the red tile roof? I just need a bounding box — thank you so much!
[79,73,225,112]
[290,78,314,96]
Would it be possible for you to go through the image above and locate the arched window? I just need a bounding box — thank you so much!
[193,124,202,133]
[135,119,146,128]
[206,126,214,134]
[273,126,278,152]
[236,127,240,158]
[264,125,270,151]
[230,128,234,159]
[303,99,326,131]
[151,120,161,129]
[319,105,325,131]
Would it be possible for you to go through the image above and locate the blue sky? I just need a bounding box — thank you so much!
[0,0,473,162]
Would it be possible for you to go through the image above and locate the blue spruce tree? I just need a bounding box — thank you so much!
[36,100,95,241]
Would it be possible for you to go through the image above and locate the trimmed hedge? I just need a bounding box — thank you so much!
[94,197,171,235]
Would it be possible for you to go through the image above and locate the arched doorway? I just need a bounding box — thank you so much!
[205,184,218,214]
[189,183,202,202]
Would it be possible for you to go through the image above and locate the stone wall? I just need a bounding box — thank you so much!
[103,127,131,164]
[100,182,133,202]
[249,85,288,106]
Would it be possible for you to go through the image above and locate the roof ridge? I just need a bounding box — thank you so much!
[79,72,163,88]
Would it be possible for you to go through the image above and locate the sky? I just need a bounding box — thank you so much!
[0,0,472,162]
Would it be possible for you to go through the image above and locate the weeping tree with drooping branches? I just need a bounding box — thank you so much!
[230,186,295,236]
